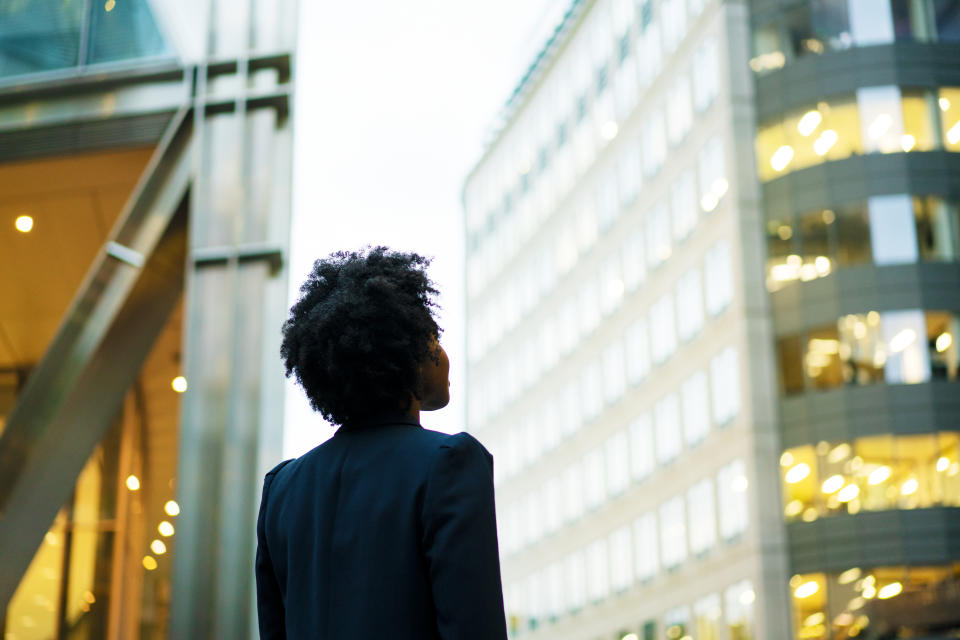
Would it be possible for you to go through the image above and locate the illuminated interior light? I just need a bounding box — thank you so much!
[15,215,34,233]
[770,145,794,171]
[901,478,919,495]
[105,0,116,11]
[948,120,960,145]
[862,584,877,599]
[797,111,822,136]
[868,114,892,140]
[813,129,838,156]
[126,475,141,491]
[787,254,802,267]
[900,134,915,152]
[785,463,811,484]
[941,97,951,111]
[142,556,158,571]
[854,321,867,339]
[164,500,181,516]
[785,499,804,517]
[804,612,825,627]
[172,376,188,393]
[837,484,859,502]
[827,443,851,463]
[848,597,866,610]
[814,256,831,275]
[158,521,175,537]
[822,209,836,224]
[949,462,960,477]
[868,466,891,485]
[838,567,862,585]
[888,328,916,353]
[83,591,96,604]
[936,332,952,352]
[802,508,818,522]
[878,582,902,599]
[794,581,819,599]
[601,121,619,141]
[777,225,793,240]
[732,475,748,492]
[621,634,639,640]
[821,474,845,494]
[700,192,720,213]
[809,338,839,354]
[150,539,167,555]
[780,451,794,467]
[867,311,880,326]
[799,264,818,281]
[712,178,729,198]
[937,456,950,472]
[739,589,756,605]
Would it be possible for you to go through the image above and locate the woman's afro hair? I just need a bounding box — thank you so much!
[280,246,441,427]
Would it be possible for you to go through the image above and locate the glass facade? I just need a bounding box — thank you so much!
[750,0,960,74]
[789,565,960,639]
[780,433,960,522]
[755,87,958,182]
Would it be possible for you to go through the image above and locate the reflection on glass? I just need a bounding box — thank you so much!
[0,0,84,78]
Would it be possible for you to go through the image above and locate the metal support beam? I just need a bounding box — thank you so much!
[0,106,194,610]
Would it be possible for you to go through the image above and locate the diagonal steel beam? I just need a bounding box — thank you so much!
[0,106,193,609]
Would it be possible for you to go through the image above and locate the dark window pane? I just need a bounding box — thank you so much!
[914,196,960,261]
[0,0,84,78]
[778,335,806,394]
[86,0,170,65]
[934,0,960,42]
[835,202,872,266]
[891,0,915,40]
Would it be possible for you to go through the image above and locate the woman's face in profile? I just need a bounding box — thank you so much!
[420,337,450,411]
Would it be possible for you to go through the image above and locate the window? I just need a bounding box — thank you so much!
[704,240,733,315]
[883,309,931,384]
[520,412,538,466]
[724,580,755,640]
[665,605,692,640]
[710,347,740,425]
[609,525,633,592]
[537,316,559,375]
[561,377,581,437]
[563,462,585,523]
[915,196,960,260]
[600,255,625,316]
[650,293,678,365]
[857,86,905,154]
[622,226,647,291]
[659,496,687,568]
[637,7,662,88]
[676,268,704,342]
[717,459,748,540]
[681,371,710,446]
[524,491,542,546]
[619,139,643,205]
[597,171,619,232]
[694,593,723,640]
[692,36,719,112]
[869,194,919,264]
[576,200,599,253]
[581,358,604,421]
[545,476,563,534]
[630,413,655,481]
[605,429,630,496]
[654,393,682,464]
[667,74,694,146]
[698,137,728,213]
[559,298,578,355]
[660,0,687,53]
[602,340,627,404]
[626,317,651,384]
[646,201,672,268]
[586,538,610,603]
[942,87,960,152]
[578,278,602,338]
[584,447,607,510]
[633,511,659,581]
[546,562,564,618]
[671,171,698,242]
[687,478,718,554]
[564,551,586,612]
[642,107,667,177]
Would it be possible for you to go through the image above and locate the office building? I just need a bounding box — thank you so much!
[462,0,960,639]
[0,0,297,637]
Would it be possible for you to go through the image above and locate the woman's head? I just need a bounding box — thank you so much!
[280,247,447,426]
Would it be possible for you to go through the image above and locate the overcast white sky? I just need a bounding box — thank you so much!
[282,1,561,457]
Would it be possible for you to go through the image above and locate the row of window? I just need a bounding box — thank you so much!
[750,0,960,75]
[464,0,722,279]
[777,310,959,394]
[756,86,960,182]
[790,564,960,640]
[779,433,960,523]
[502,458,749,624]
[467,134,729,361]
[766,195,960,292]
[507,578,755,640]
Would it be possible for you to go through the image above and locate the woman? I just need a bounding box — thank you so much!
[256,247,507,639]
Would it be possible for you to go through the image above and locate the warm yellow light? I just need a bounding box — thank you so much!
[848,596,866,610]
[878,582,902,599]
[935,456,950,472]
[797,111,823,136]
[105,0,116,10]
[900,134,915,152]
[158,521,175,537]
[901,478,919,495]
[164,500,180,516]
[15,215,34,233]
[821,475,844,494]
[948,120,960,146]
[83,590,96,604]
[838,567,862,585]
[150,539,167,555]
[822,209,836,224]
[601,121,619,141]
[813,129,838,155]
[867,465,890,485]
[950,462,960,477]
[785,463,811,484]
[809,339,839,354]
[814,256,831,275]
[936,332,953,353]
[126,475,141,491]
[827,443,851,463]
[785,500,804,517]
[142,556,158,571]
[802,507,818,522]
[837,484,859,502]
[794,581,819,599]
[889,329,916,353]
[771,145,794,171]
[777,225,793,240]
[621,634,639,640]
[941,97,951,111]
[862,584,877,599]
[803,612,825,626]
[172,376,188,393]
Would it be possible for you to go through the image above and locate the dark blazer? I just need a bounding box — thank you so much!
[255,414,508,639]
